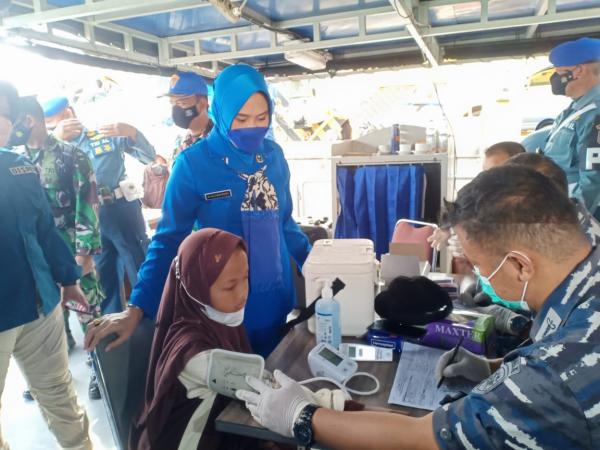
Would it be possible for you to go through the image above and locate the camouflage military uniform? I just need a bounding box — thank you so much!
[26,135,104,326]
[172,132,201,160]
[433,242,600,449]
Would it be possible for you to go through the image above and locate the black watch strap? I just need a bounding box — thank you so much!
[293,404,320,447]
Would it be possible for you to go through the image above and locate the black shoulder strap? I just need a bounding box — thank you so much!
[281,278,346,336]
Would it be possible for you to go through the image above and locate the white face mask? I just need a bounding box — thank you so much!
[175,256,245,327]
[202,303,245,327]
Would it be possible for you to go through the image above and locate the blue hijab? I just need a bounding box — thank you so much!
[209,64,273,145]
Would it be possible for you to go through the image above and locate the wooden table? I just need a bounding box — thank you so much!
[215,324,428,445]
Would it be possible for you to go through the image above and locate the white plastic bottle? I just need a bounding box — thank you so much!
[315,282,341,348]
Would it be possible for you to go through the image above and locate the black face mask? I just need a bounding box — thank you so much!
[550,70,574,96]
[8,120,32,147]
[172,105,198,129]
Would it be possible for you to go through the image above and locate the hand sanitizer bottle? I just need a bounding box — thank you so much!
[316,281,341,349]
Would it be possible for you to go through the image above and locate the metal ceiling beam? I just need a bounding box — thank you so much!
[525,0,549,39]
[166,6,397,44]
[390,0,442,67]
[1,0,210,29]
[168,29,413,65]
[13,27,159,66]
[422,6,600,37]
[91,1,212,25]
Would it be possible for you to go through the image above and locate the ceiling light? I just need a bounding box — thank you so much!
[284,49,330,71]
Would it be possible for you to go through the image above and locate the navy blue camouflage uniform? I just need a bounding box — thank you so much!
[433,242,600,449]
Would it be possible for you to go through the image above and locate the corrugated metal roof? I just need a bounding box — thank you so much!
[1,0,600,76]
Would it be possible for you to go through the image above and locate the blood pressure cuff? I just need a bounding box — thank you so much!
[375,276,452,326]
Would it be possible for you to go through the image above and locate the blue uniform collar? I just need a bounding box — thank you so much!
[571,83,600,110]
[530,243,600,341]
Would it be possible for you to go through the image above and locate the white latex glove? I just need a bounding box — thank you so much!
[312,388,348,411]
[447,233,465,258]
[236,370,315,437]
[427,228,451,250]
[435,347,491,383]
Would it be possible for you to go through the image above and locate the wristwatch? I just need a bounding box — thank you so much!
[293,404,320,447]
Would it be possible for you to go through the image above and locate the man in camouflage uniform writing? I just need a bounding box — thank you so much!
[9,96,103,400]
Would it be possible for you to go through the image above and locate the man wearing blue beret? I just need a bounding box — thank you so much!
[542,37,600,220]
[43,96,156,315]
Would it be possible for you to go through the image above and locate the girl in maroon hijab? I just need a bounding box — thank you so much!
[132,228,253,450]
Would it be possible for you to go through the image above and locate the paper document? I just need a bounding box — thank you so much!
[388,342,475,411]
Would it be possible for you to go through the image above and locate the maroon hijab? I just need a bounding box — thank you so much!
[135,228,252,449]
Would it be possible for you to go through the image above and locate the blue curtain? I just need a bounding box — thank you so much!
[335,164,425,256]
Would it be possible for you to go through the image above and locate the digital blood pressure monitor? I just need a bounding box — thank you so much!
[307,342,358,383]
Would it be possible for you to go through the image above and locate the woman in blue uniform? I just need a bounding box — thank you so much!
[89,64,310,357]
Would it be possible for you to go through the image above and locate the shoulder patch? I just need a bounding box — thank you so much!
[9,165,38,176]
[535,307,562,341]
[473,358,522,395]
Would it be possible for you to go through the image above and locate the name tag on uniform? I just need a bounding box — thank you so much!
[205,189,232,201]
[90,137,114,156]
[9,165,37,176]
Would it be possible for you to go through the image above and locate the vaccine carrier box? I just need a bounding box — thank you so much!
[303,239,378,336]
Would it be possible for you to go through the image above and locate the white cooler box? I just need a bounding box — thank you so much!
[303,239,378,336]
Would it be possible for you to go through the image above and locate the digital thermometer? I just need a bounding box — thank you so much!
[207,349,264,398]
[308,342,358,383]
[339,343,394,362]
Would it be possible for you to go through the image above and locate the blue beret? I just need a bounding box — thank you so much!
[550,37,600,67]
[42,96,69,118]
[162,72,208,97]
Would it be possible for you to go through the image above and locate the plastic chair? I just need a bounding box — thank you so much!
[391,219,438,269]
[91,318,155,450]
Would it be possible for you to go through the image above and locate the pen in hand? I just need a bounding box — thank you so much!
[437,336,465,389]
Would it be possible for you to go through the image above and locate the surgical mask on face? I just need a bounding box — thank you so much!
[550,70,574,96]
[473,251,530,312]
[201,303,245,327]
[228,127,269,154]
[172,105,198,129]
[175,257,245,327]
[8,120,32,147]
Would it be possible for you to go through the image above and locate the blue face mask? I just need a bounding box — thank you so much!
[473,251,530,312]
[228,127,269,154]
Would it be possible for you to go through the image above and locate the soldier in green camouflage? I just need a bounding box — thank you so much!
[9,96,104,400]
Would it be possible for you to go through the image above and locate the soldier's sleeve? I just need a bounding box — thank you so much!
[117,129,156,165]
[432,355,590,450]
[15,157,81,285]
[72,148,101,255]
[574,111,600,218]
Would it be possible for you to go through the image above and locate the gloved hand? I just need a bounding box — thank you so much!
[447,233,465,258]
[435,347,491,383]
[236,370,315,437]
[427,228,451,250]
[306,388,349,411]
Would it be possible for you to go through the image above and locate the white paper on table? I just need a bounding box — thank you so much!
[388,342,475,411]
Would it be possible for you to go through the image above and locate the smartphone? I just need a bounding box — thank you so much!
[63,300,90,314]
[339,343,394,362]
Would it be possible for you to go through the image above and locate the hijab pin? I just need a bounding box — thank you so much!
[256,154,264,163]
[214,254,222,263]
[175,256,181,279]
